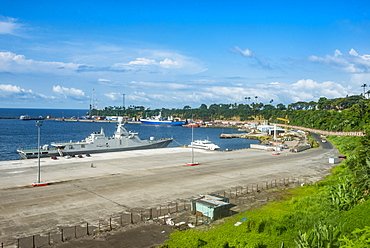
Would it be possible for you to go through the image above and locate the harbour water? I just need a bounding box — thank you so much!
[0,108,259,161]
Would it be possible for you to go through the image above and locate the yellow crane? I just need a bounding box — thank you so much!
[276,117,289,124]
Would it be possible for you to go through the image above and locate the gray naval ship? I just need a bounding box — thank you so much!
[17,117,173,159]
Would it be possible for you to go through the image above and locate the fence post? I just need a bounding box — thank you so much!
[110,217,112,230]
[61,229,64,242]
[74,226,77,239]
[130,212,134,224]
[140,211,143,221]
[17,239,19,248]
[33,235,35,248]
[120,215,123,227]
[160,206,162,216]
[176,202,178,212]
[86,222,89,235]
[184,201,187,210]
[48,232,51,246]
[149,209,153,220]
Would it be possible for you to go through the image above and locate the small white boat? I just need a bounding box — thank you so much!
[188,140,220,150]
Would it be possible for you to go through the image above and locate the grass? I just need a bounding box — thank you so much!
[160,136,369,248]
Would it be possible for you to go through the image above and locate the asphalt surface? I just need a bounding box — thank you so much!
[0,137,339,244]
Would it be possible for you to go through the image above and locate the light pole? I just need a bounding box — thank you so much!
[36,121,43,184]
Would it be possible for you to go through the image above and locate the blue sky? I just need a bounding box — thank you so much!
[1,0,370,109]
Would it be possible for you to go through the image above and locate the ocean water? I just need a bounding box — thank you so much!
[0,108,260,161]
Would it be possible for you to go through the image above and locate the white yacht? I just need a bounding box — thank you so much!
[188,140,220,150]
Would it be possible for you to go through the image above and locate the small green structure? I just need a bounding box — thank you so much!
[191,195,232,220]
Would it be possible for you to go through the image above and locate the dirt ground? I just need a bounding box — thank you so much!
[52,184,296,248]
[53,222,174,248]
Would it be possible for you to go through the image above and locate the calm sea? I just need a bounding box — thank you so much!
[0,108,259,161]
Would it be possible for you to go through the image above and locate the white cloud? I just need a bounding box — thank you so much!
[233,46,254,57]
[231,46,271,69]
[128,58,157,65]
[52,85,87,100]
[309,49,370,73]
[98,78,111,83]
[0,51,82,74]
[159,58,180,68]
[285,79,351,102]
[0,84,51,100]
[0,17,23,35]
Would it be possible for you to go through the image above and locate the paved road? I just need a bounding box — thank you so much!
[0,140,338,243]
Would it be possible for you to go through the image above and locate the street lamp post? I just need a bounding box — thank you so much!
[36,121,43,184]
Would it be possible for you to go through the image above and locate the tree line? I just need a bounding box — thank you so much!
[91,94,369,131]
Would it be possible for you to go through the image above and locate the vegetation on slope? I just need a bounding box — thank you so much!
[160,130,370,247]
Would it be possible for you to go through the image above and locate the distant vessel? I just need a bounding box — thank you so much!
[188,140,220,150]
[140,112,186,126]
[182,123,200,128]
[17,117,173,159]
[20,115,44,121]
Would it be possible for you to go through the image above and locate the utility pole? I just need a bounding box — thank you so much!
[122,94,125,110]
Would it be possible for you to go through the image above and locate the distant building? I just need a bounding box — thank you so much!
[191,195,232,220]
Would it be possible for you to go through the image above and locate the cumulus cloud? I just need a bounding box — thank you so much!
[0,17,23,35]
[0,51,82,74]
[308,49,370,73]
[0,84,50,100]
[52,85,87,100]
[283,79,351,102]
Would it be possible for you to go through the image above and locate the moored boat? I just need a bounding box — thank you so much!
[140,111,186,126]
[182,123,200,128]
[17,117,173,159]
[20,115,44,121]
[188,139,220,150]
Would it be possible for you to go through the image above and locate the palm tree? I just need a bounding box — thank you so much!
[255,96,258,103]
[244,96,251,103]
